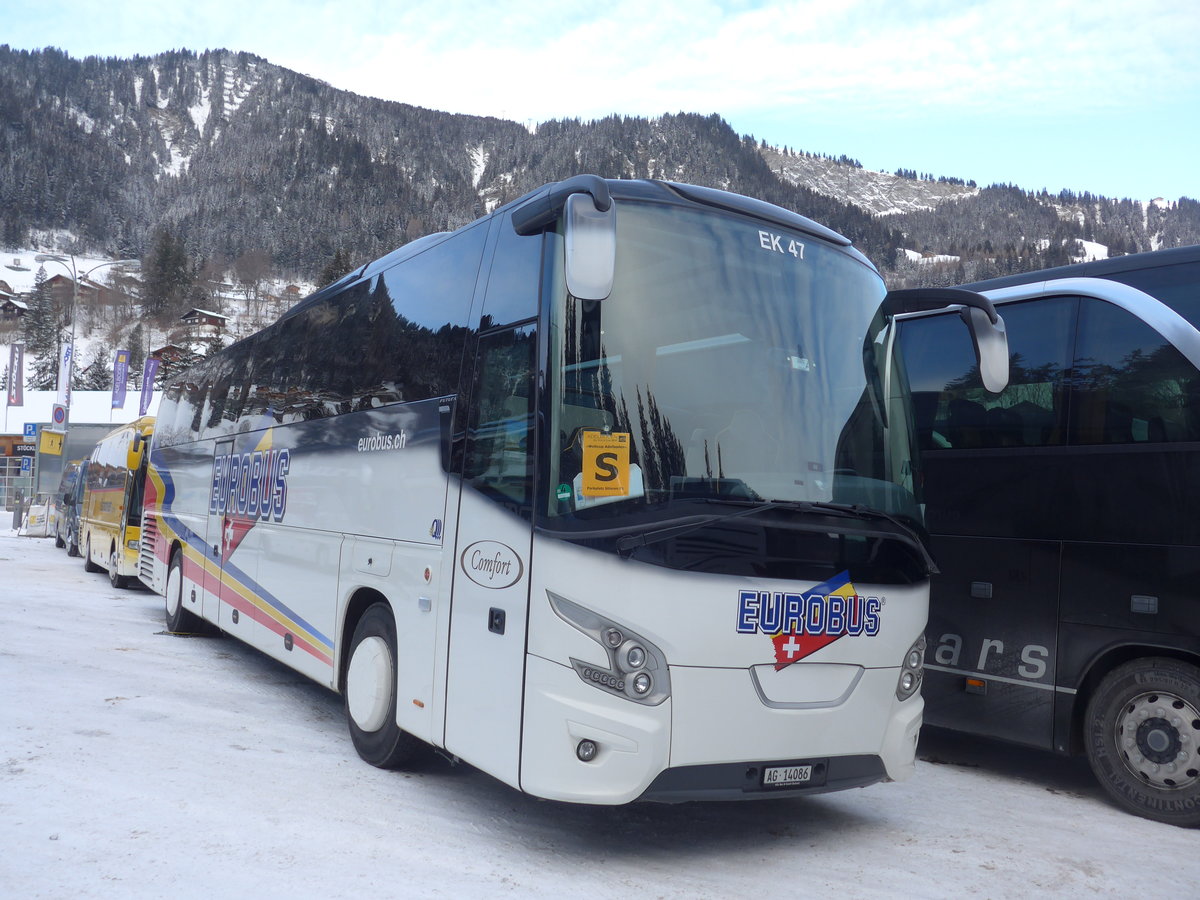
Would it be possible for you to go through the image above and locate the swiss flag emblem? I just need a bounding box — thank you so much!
[221,515,254,561]
[772,630,844,670]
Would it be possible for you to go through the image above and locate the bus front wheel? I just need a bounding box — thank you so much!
[83,536,102,573]
[1085,658,1200,827]
[165,551,203,634]
[345,603,417,769]
[109,546,130,589]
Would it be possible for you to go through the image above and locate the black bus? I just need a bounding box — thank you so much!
[897,245,1200,827]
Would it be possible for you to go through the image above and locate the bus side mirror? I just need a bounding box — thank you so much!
[127,434,144,471]
[960,305,1009,393]
[885,287,1010,393]
[564,192,616,301]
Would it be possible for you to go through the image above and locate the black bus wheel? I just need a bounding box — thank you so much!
[108,546,130,589]
[1085,658,1200,827]
[165,551,203,633]
[345,603,417,769]
[83,536,102,573]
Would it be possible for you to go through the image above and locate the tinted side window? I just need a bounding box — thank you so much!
[173,223,489,443]
[901,297,1076,450]
[462,325,537,515]
[1070,298,1200,444]
[1108,260,1200,331]
[479,218,544,329]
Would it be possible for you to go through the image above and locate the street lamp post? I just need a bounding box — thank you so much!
[34,253,140,423]
[31,253,140,500]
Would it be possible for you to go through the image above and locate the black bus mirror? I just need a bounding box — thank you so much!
[885,287,1010,393]
[564,192,616,301]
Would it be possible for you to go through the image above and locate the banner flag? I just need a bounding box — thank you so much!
[112,348,130,409]
[56,342,74,408]
[139,357,160,416]
[6,343,23,407]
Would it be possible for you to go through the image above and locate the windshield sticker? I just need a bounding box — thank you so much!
[737,571,881,669]
[580,431,631,497]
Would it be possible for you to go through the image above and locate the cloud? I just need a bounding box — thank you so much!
[300,0,1198,128]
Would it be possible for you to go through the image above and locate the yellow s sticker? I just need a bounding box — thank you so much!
[581,432,631,497]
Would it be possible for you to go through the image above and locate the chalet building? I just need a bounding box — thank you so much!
[0,280,24,321]
[150,344,188,366]
[40,274,116,322]
[179,308,229,336]
[0,296,27,321]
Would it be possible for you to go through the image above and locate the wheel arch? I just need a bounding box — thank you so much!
[338,587,391,694]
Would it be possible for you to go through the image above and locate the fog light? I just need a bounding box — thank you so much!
[577,739,598,762]
[900,671,915,692]
[633,672,652,695]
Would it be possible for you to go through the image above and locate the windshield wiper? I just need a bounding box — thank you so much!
[605,497,937,573]
[612,500,780,556]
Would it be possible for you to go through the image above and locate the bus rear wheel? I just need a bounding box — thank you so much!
[345,603,417,769]
[1085,658,1200,827]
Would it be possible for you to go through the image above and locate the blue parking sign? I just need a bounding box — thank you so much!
[23,423,37,439]
[20,457,32,473]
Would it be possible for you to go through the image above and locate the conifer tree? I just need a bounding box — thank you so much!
[78,343,114,390]
[23,266,62,390]
[143,229,193,319]
[318,248,352,287]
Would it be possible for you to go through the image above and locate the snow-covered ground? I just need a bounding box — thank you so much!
[1,531,1195,899]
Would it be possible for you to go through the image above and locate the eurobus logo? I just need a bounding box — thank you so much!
[210,447,291,522]
[736,571,881,669]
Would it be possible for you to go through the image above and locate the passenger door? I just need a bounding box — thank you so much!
[444,324,538,788]
[201,439,230,622]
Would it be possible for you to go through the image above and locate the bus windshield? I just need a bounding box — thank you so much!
[545,197,919,529]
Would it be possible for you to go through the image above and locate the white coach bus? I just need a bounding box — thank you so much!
[139,175,1007,804]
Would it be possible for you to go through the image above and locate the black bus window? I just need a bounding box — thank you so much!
[1108,260,1200,330]
[480,219,543,329]
[462,325,537,514]
[900,297,1075,450]
[1071,298,1200,444]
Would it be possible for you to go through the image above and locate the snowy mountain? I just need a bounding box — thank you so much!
[2,46,1198,290]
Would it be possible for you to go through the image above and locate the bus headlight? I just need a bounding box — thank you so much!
[548,591,670,706]
[896,635,926,701]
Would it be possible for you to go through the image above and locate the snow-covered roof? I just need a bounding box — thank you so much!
[181,308,229,321]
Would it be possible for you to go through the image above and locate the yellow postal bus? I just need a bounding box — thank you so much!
[80,416,155,588]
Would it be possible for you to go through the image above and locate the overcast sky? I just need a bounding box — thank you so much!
[7,0,1198,201]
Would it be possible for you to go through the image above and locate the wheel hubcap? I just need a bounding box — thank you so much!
[166,567,181,617]
[346,636,393,733]
[1116,691,1200,790]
